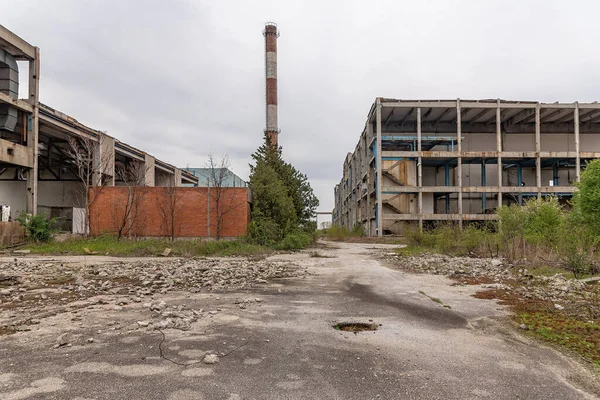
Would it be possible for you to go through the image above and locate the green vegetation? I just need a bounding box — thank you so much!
[419,290,451,308]
[403,194,599,278]
[320,224,365,241]
[400,161,600,368]
[405,223,499,258]
[517,311,600,368]
[16,212,60,244]
[25,235,270,257]
[276,230,314,251]
[247,133,318,250]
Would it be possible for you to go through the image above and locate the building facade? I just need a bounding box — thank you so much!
[334,98,600,236]
[0,25,197,229]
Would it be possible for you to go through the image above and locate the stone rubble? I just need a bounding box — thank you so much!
[381,251,600,320]
[0,257,307,334]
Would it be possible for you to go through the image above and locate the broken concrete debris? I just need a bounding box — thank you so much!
[0,257,306,334]
[202,354,219,364]
[382,251,599,320]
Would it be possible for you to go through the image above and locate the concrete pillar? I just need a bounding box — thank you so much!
[496,101,502,208]
[417,106,423,231]
[25,47,40,215]
[456,99,463,229]
[375,99,383,237]
[366,122,373,236]
[93,133,115,186]
[174,169,182,187]
[144,154,155,186]
[575,103,580,183]
[535,104,541,198]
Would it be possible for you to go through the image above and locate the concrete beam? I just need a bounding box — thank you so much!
[383,213,498,221]
[0,24,36,59]
[381,151,586,159]
[0,138,32,167]
[0,92,33,113]
[39,113,98,142]
[381,185,574,194]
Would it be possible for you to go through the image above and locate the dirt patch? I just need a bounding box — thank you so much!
[450,275,495,285]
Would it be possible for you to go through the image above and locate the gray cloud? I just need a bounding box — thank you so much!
[5,0,600,213]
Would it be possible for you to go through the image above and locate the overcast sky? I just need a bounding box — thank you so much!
[5,0,600,217]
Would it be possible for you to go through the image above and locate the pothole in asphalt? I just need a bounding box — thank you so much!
[332,322,379,333]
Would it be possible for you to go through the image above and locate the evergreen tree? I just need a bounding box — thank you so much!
[248,134,319,243]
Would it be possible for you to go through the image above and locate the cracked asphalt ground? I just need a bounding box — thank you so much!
[1,242,599,399]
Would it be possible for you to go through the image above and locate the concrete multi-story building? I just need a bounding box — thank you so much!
[333,97,600,236]
[0,25,197,229]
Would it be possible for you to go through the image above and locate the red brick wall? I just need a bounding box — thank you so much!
[89,187,249,238]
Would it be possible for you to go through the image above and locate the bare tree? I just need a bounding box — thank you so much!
[206,154,238,240]
[66,136,112,235]
[157,182,183,241]
[110,161,149,239]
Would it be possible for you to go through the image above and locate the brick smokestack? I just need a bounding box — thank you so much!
[263,22,279,146]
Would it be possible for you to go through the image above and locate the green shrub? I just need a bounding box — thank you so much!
[277,230,313,251]
[572,159,600,236]
[557,214,598,278]
[405,227,437,248]
[248,216,281,246]
[522,197,563,247]
[497,203,527,262]
[326,224,349,241]
[16,212,59,244]
[350,225,365,237]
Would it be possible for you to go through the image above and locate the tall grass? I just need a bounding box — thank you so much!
[405,223,499,257]
[403,197,599,278]
[322,224,365,241]
[26,235,271,257]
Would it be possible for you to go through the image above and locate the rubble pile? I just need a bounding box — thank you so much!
[380,252,510,280]
[382,251,600,319]
[0,258,306,308]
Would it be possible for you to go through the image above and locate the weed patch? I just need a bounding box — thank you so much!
[419,290,451,309]
[25,236,271,258]
[517,311,600,367]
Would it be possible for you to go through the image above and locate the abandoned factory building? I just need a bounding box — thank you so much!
[333,98,600,237]
[0,24,249,239]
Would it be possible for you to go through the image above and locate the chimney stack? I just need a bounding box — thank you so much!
[263,22,279,146]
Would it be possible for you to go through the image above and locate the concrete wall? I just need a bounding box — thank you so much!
[0,181,26,220]
[38,181,84,208]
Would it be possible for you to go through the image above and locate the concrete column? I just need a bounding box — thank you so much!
[417,106,423,231]
[366,122,373,236]
[25,47,40,215]
[174,169,182,187]
[496,101,502,208]
[575,103,581,183]
[535,104,541,198]
[144,154,155,186]
[456,99,463,229]
[376,99,383,237]
[93,133,115,186]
